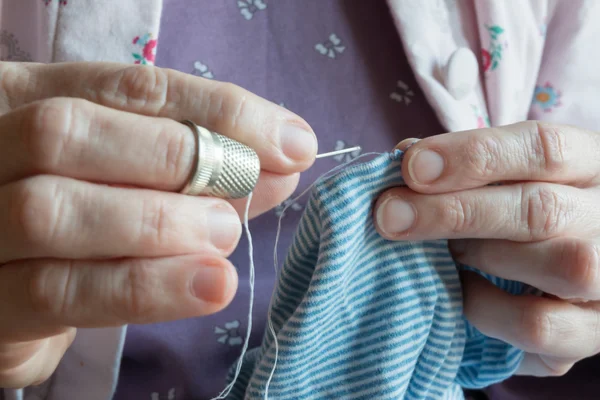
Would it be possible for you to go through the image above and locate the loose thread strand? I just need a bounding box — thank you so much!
[264,151,385,398]
[212,192,255,400]
[213,150,394,399]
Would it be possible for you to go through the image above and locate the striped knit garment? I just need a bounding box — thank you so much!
[227,153,524,400]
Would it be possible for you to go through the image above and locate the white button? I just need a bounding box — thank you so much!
[443,47,479,101]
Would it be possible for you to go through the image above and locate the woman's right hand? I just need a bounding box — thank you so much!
[0,62,317,388]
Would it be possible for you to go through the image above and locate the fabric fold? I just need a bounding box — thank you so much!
[226,153,523,400]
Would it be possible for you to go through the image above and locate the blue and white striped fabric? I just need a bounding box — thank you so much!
[228,153,524,400]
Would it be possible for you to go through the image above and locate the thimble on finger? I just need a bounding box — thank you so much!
[179,120,260,199]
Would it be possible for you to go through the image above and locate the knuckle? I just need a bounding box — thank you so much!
[532,121,567,174]
[207,82,249,132]
[138,197,175,248]
[115,261,161,323]
[110,65,168,112]
[559,240,600,299]
[27,260,72,319]
[12,177,67,251]
[441,195,478,234]
[521,184,572,240]
[517,302,555,352]
[463,135,504,180]
[23,98,91,171]
[156,123,194,184]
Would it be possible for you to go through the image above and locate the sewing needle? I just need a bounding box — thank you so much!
[315,146,362,159]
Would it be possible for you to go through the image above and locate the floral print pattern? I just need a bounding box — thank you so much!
[481,24,506,72]
[238,0,267,20]
[472,105,491,128]
[315,34,345,59]
[532,82,561,112]
[150,388,176,400]
[275,198,303,218]
[0,31,32,62]
[132,33,157,65]
[214,320,243,346]
[193,61,214,79]
[390,80,414,105]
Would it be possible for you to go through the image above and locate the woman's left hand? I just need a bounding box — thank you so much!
[374,121,600,377]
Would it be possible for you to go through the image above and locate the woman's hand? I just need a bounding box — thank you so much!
[374,121,600,377]
[0,62,316,388]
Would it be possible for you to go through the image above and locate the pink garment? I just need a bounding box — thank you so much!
[0,1,599,399]
[388,0,599,131]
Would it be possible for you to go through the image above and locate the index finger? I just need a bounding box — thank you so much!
[0,62,317,175]
[400,121,600,194]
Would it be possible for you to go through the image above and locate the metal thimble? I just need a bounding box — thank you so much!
[179,120,260,199]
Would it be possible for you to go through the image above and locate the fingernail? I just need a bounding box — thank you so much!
[377,197,416,235]
[192,264,234,303]
[396,138,420,151]
[408,149,445,184]
[279,123,318,162]
[207,205,241,252]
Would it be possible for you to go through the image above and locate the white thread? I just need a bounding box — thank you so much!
[212,192,254,400]
[264,152,384,398]
[211,151,389,399]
